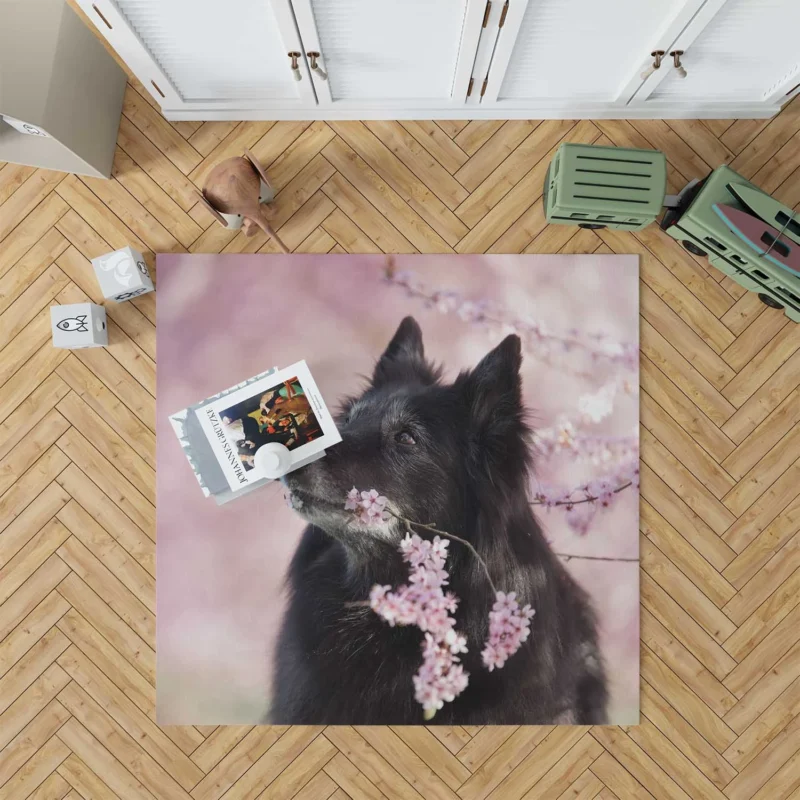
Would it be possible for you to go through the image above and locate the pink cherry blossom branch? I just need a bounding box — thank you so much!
[404,509,639,564]
[399,506,639,564]
[531,480,632,508]
[529,456,638,540]
[347,488,533,718]
[553,553,639,563]
[383,260,638,376]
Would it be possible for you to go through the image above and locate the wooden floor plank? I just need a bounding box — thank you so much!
[0,556,71,644]
[56,570,155,685]
[323,752,387,800]
[57,752,122,800]
[364,120,469,210]
[0,163,36,207]
[57,646,203,791]
[640,646,737,752]
[56,716,159,800]
[0,193,69,277]
[400,121,469,175]
[456,728,547,800]
[115,116,201,213]
[0,170,66,243]
[639,682,737,790]
[324,130,460,250]
[641,500,736,608]
[0,228,68,317]
[0,590,70,681]
[189,726,281,800]
[0,697,71,788]
[56,536,154,646]
[110,148,202,249]
[591,726,695,800]
[641,536,736,645]
[55,428,154,538]
[55,464,155,576]
[56,502,154,611]
[0,733,70,800]
[453,121,540,192]
[121,85,202,176]
[641,608,738,717]
[454,121,506,155]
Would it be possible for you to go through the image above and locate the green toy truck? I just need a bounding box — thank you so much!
[544,143,800,322]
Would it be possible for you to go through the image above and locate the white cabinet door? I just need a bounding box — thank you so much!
[479,0,707,111]
[631,0,800,110]
[75,0,316,112]
[289,0,485,110]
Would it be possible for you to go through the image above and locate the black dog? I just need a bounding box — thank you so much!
[273,317,607,724]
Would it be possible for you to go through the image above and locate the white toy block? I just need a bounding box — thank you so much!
[51,303,107,349]
[91,246,154,302]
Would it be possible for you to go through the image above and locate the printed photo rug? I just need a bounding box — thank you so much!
[156,254,639,725]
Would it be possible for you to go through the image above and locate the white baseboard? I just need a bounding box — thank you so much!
[162,103,780,122]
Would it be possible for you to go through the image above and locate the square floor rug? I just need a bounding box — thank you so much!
[156,254,639,725]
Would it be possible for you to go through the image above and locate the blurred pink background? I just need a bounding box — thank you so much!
[156,254,639,724]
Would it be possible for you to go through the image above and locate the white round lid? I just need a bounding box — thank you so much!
[254,442,292,479]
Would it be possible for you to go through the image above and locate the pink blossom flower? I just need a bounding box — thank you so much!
[445,630,468,655]
[443,592,459,613]
[482,595,535,672]
[345,488,390,525]
[344,487,360,511]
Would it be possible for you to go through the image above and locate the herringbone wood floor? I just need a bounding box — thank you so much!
[3,44,800,799]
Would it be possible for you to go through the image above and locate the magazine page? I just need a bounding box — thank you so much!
[194,360,341,492]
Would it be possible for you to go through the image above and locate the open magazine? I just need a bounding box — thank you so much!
[169,361,341,504]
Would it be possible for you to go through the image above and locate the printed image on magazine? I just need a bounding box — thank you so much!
[195,360,341,492]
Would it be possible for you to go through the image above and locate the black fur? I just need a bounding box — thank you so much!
[272,317,608,724]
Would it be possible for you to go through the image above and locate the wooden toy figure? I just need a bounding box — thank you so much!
[197,148,289,253]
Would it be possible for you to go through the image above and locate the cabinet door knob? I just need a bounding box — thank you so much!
[288,52,302,81]
[307,52,328,81]
[670,50,687,79]
[641,50,665,80]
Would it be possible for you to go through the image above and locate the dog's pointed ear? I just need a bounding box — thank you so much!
[373,317,439,387]
[466,334,523,422]
[382,316,425,362]
[457,335,528,470]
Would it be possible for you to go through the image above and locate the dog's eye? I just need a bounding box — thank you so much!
[395,431,416,446]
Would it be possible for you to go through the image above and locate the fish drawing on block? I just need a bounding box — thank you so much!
[56,315,89,332]
[712,204,800,277]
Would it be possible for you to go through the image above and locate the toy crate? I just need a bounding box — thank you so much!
[544,143,666,231]
[660,165,800,323]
